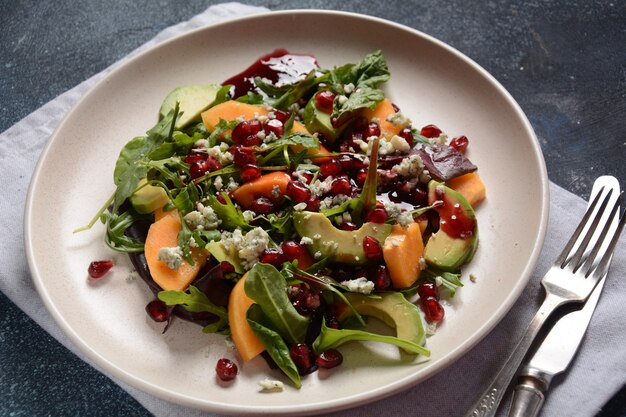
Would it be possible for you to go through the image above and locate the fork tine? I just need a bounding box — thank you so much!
[577,192,623,275]
[556,187,609,267]
[588,207,626,279]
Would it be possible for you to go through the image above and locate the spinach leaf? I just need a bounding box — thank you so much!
[313,319,430,356]
[247,304,301,388]
[244,263,309,345]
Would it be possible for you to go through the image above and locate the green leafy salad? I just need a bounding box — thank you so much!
[80,49,486,388]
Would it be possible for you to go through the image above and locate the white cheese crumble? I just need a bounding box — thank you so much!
[389,135,411,154]
[341,277,375,295]
[258,378,284,392]
[271,184,282,199]
[157,246,183,270]
[337,94,348,105]
[242,210,256,223]
[293,202,307,212]
[204,144,234,165]
[343,83,355,94]
[392,154,424,177]
[300,237,314,246]
[213,175,224,191]
[220,227,270,270]
[184,203,221,230]
[226,177,240,192]
[397,210,415,228]
[308,176,334,196]
[385,111,411,127]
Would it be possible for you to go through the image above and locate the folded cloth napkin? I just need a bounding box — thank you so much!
[1,3,624,417]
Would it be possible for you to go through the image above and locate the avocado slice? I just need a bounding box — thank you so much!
[423,181,478,271]
[341,292,426,352]
[293,211,391,265]
[159,84,221,129]
[302,91,346,144]
[130,178,169,214]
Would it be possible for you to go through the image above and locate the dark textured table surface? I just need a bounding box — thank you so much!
[1,1,625,416]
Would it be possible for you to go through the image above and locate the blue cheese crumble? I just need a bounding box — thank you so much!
[258,378,284,392]
[341,277,375,295]
[220,227,270,270]
[184,203,221,230]
[157,246,183,270]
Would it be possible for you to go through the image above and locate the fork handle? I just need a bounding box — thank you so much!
[463,292,565,417]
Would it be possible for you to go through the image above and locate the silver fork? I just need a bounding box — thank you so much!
[464,176,626,417]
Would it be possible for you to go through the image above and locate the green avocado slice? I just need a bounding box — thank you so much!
[159,84,221,129]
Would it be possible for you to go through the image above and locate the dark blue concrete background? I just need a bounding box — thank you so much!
[1,1,624,416]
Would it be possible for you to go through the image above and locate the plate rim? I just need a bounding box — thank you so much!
[24,8,550,416]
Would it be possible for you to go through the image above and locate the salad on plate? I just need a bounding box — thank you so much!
[80,49,486,389]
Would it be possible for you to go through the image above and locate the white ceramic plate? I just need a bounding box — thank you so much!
[25,10,548,416]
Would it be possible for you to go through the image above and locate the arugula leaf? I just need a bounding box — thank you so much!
[104,209,151,253]
[158,285,228,333]
[244,263,309,345]
[313,319,430,356]
[272,70,320,110]
[247,304,301,388]
[205,192,249,231]
[261,133,320,150]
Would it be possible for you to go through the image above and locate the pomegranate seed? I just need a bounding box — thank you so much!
[417,282,439,300]
[239,164,261,183]
[286,180,311,203]
[220,261,235,273]
[232,120,261,144]
[364,122,381,138]
[233,147,257,166]
[145,299,168,322]
[241,135,262,147]
[273,110,291,124]
[422,297,445,323]
[250,196,274,214]
[315,91,336,114]
[362,236,383,261]
[290,343,314,374]
[87,260,113,278]
[305,195,320,211]
[260,248,286,266]
[319,159,342,178]
[205,155,222,172]
[263,119,284,137]
[292,170,314,184]
[370,264,391,291]
[190,159,210,179]
[184,151,206,165]
[398,128,414,146]
[325,316,341,329]
[420,124,442,138]
[330,176,352,196]
[365,207,388,223]
[316,349,343,369]
[392,102,400,112]
[355,169,368,187]
[339,221,358,231]
[216,193,227,204]
[288,284,321,314]
[282,241,308,262]
[450,135,469,153]
[215,358,238,381]
[337,154,367,171]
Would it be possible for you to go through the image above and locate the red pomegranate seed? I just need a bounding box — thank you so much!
[315,91,336,114]
[316,349,343,369]
[365,207,388,223]
[364,122,381,138]
[392,102,400,112]
[263,119,284,137]
[239,164,262,183]
[289,284,321,314]
[184,151,206,165]
[339,221,358,231]
[88,260,113,278]
[337,154,366,171]
[282,240,308,262]
[145,299,168,322]
[362,236,383,261]
[398,128,415,146]
[417,282,439,300]
[290,343,314,374]
[420,124,442,138]
[422,297,445,323]
[355,169,368,187]
[319,159,342,178]
[305,195,320,211]
[286,180,311,203]
[220,261,235,273]
[233,147,257,166]
[450,135,469,153]
[260,248,286,266]
[205,155,222,172]
[241,135,262,147]
[250,196,274,214]
[215,358,238,381]
[292,171,314,184]
[232,120,261,144]
[330,176,352,196]
[190,159,210,179]
[370,264,391,291]
[273,110,291,124]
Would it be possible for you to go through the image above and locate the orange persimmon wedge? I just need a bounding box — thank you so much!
[363,98,409,138]
[144,212,207,291]
[446,172,486,207]
[228,274,266,362]
[383,223,425,289]
[231,171,291,209]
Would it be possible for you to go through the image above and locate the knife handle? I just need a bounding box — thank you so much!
[508,375,548,417]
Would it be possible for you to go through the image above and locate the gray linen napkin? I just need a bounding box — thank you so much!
[1,3,624,416]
